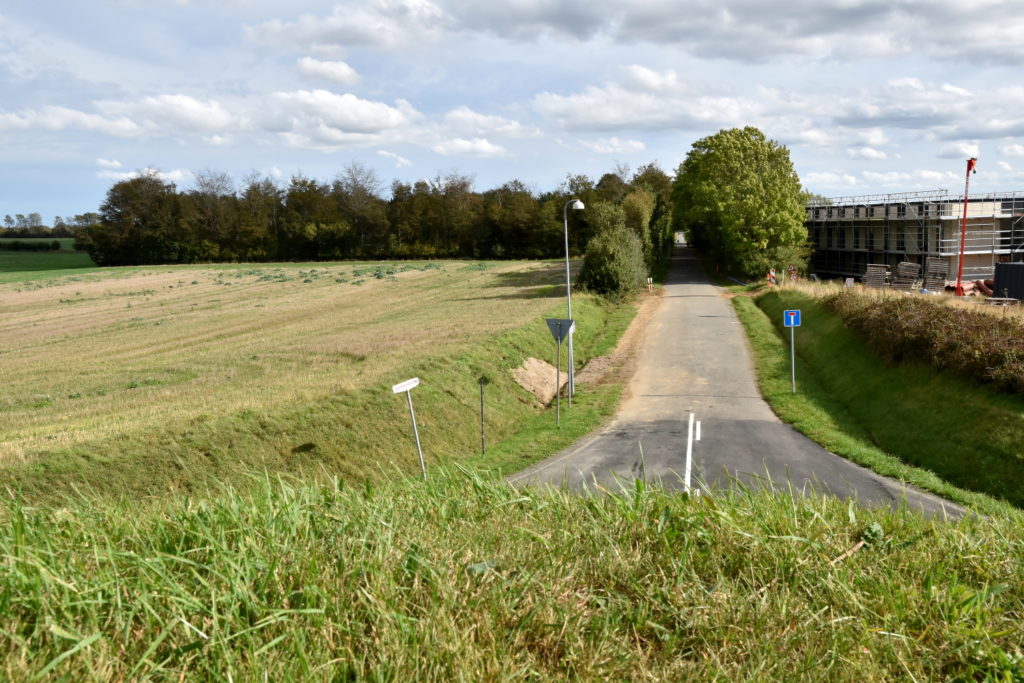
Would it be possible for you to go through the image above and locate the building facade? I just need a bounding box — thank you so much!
[806,190,1024,281]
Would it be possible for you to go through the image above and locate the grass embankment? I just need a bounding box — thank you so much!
[733,288,1024,516]
[2,470,1021,680]
[0,261,635,504]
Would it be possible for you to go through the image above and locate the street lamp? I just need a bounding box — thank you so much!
[563,198,584,402]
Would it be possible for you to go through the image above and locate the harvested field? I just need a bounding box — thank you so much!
[0,261,573,465]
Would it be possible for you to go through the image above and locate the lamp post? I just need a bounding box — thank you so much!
[954,157,978,296]
[563,198,584,400]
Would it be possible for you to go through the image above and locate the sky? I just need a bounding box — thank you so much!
[3,0,1024,222]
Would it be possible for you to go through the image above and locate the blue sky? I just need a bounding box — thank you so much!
[3,0,1024,222]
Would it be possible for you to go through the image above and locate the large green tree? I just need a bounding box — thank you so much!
[80,172,182,265]
[672,126,807,277]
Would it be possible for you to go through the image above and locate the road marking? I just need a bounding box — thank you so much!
[684,412,696,492]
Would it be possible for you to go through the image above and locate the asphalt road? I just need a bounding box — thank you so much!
[511,247,963,519]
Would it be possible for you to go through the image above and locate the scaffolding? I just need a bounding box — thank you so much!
[806,189,1024,282]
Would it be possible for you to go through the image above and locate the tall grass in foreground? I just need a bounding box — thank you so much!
[1,469,1021,680]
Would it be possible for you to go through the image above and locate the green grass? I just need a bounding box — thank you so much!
[733,290,1024,517]
[0,248,95,274]
[1,469,1021,680]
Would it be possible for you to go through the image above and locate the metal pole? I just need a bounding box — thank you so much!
[479,380,485,456]
[790,326,796,393]
[555,322,561,426]
[563,200,575,402]
[955,158,977,296]
[406,391,426,480]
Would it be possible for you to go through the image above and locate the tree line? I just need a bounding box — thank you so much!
[71,126,810,283]
[1,213,97,239]
[74,163,677,271]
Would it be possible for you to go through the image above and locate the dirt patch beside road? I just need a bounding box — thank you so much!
[511,290,662,405]
[576,290,662,393]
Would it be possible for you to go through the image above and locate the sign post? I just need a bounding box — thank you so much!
[783,310,801,393]
[478,376,489,455]
[546,319,575,423]
[392,377,426,480]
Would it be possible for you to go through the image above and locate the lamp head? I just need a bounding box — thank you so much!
[571,199,585,210]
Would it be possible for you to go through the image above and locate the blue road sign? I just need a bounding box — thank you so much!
[783,309,801,327]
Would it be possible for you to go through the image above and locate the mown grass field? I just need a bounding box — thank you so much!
[0,259,634,503]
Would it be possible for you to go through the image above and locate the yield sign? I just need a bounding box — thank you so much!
[545,318,575,343]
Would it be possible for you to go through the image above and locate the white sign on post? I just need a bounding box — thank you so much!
[392,377,426,480]
[392,377,420,394]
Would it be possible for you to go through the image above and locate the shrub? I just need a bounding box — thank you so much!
[577,226,646,299]
[824,291,1024,395]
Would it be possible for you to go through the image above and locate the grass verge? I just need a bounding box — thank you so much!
[2,469,1021,680]
[733,290,1024,518]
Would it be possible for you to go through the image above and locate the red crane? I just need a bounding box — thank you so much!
[954,157,978,296]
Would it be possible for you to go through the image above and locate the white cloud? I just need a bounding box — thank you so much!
[442,106,536,138]
[97,94,240,134]
[432,137,507,157]
[998,161,1013,171]
[804,171,858,187]
[854,128,890,146]
[297,57,361,86]
[268,90,416,134]
[786,126,832,147]
[862,170,913,185]
[621,65,681,92]
[96,158,122,168]
[378,150,412,167]
[97,167,192,183]
[1000,143,1024,157]
[0,106,140,137]
[937,141,979,159]
[581,137,645,154]
[534,78,756,131]
[916,170,953,183]
[941,83,972,97]
[847,146,887,160]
